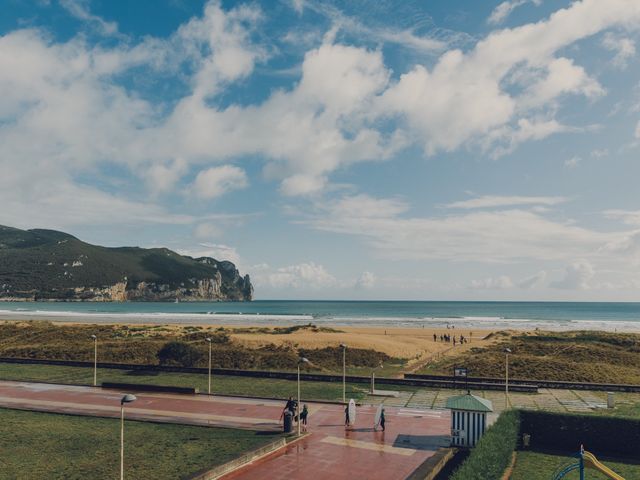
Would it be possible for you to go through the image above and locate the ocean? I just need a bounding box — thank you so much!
[1,300,640,331]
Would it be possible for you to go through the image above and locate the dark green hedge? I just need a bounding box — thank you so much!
[450,410,520,480]
[519,410,640,458]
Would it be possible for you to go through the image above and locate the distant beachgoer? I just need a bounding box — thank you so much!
[300,404,309,432]
[345,405,350,427]
[379,408,386,432]
[440,335,443,341]
[453,337,457,346]
[433,334,437,342]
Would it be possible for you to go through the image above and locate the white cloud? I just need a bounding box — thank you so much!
[635,120,640,139]
[551,260,595,289]
[177,242,243,266]
[602,32,636,68]
[192,165,248,199]
[470,275,514,289]
[445,195,567,210]
[193,223,222,240]
[253,262,337,289]
[565,156,581,168]
[304,193,631,263]
[488,0,542,26]
[355,271,376,289]
[518,270,548,289]
[60,0,119,36]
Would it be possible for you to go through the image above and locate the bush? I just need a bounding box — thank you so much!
[157,341,202,367]
[450,410,520,480]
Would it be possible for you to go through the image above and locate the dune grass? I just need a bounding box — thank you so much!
[421,330,640,384]
[0,407,274,479]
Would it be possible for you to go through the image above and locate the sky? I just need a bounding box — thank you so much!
[1,0,640,301]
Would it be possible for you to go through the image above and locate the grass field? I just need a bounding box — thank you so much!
[511,451,640,479]
[0,361,378,401]
[0,407,274,479]
[421,330,640,384]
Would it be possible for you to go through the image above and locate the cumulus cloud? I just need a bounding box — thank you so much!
[253,262,337,289]
[470,275,514,289]
[177,243,243,267]
[193,165,248,199]
[355,271,376,289]
[518,270,548,289]
[551,260,595,289]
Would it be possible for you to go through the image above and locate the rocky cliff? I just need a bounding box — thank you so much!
[0,225,253,302]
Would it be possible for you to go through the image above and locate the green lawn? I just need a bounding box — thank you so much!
[0,361,374,401]
[0,407,274,479]
[511,451,640,480]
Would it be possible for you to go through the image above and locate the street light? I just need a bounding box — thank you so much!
[120,394,137,480]
[297,357,309,436]
[90,335,97,387]
[205,338,212,395]
[340,343,347,403]
[504,348,512,400]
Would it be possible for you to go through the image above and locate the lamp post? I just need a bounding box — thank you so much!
[120,394,137,480]
[340,343,347,403]
[297,357,309,436]
[205,337,212,395]
[504,348,512,400]
[91,335,97,387]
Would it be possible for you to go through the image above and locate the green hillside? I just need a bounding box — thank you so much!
[0,225,252,301]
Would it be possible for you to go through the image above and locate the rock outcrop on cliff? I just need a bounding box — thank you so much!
[0,225,253,302]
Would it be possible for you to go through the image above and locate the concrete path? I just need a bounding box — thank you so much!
[0,380,451,480]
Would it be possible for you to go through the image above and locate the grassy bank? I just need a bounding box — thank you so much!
[0,320,403,373]
[0,361,377,401]
[0,407,273,479]
[421,330,640,384]
[511,451,640,480]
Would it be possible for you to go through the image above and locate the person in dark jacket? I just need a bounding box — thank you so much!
[379,408,386,432]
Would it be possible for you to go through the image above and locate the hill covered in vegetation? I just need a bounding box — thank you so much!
[0,225,252,301]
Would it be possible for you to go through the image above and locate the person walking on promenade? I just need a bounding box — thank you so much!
[300,404,309,432]
[379,408,386,432]
[345,405,350,427]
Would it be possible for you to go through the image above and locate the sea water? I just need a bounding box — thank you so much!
[1,300,640,331]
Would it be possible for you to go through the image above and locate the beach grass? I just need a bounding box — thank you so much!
[0,407,274,479]
[420,330,640,384]
[510,450,640,480]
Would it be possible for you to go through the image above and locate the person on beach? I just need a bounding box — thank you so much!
[300,404,309,431]
[433,333,437,342]
[453,337,456,346]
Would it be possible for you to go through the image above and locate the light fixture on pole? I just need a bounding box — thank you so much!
[120,394,137,480]
[90,335,97,387]
[340,343,347,404]
[297,357,309,436]
[504,348,512,400]
[205,337,212,395]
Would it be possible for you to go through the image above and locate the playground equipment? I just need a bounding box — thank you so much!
[552,446,624,480]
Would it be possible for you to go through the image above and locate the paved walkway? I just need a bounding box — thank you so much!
[0,381,451,480]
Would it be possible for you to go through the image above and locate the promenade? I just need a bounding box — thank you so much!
[0,380,450,480]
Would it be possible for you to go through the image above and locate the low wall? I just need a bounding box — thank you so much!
[186,437,287,480]
[101,382,198,394]
[405,373,640,393]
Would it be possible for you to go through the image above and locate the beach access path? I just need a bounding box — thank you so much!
[0,380,450,480]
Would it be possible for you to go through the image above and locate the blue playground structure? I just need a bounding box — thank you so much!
[551,446,624,480]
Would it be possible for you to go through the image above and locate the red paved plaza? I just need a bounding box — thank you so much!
[0,380,451,479]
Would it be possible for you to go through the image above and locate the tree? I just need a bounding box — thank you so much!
[157,341,201,367]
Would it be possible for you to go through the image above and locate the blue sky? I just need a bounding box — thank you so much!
[2,0,640,300]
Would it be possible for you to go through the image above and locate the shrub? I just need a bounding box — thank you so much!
[157,341,202,367]
[450,410,520,480]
